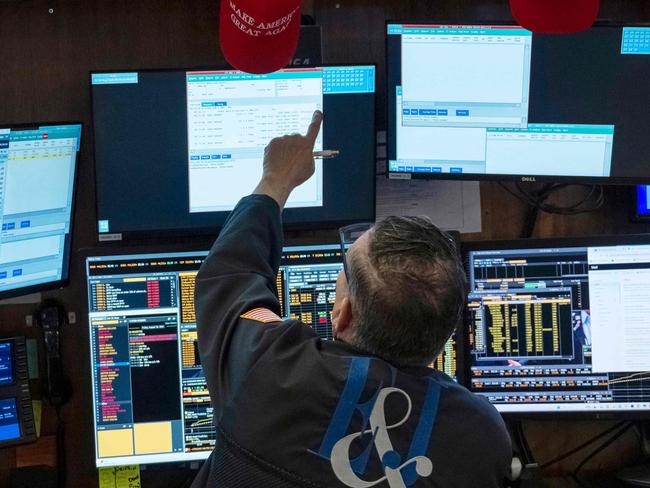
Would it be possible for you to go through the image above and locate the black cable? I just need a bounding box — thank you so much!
[539,184,604,214]
[520,203,540,239]
[538,420,627,470]
[499,181,605,216]
[511,420,535,466]
[534,184,603,214]
[571,422,633,485]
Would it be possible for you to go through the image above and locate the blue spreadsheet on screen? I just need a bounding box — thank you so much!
[0,124,81,297]
[622,27,650,54]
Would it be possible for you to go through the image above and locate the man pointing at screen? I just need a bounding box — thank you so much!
[191,110,512,487]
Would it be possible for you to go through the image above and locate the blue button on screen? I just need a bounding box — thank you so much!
[0,398,20,441]
[437,109,448,116]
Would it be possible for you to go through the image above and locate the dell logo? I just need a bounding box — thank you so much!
[521,176,537,182]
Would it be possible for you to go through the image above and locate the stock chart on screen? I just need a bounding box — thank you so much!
[466,240,650,414]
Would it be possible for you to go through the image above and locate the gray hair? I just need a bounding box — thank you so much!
[347,216,468,367]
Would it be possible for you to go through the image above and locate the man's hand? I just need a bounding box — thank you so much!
[253,110,323,209]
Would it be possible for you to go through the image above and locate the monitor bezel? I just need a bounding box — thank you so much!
[386,20,650,186]
[0,121,82,300]
[461,233,650,419]
[88,64,378,242]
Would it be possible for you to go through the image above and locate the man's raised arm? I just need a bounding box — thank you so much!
[194,111,323,411]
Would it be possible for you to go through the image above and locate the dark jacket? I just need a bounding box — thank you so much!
[191,195,512,488]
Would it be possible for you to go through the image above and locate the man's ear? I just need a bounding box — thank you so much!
[332,296,353,337]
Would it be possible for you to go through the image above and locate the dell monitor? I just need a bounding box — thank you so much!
[464,235,650,415]
[91,65,376,239]
[0,123,81,299]
[86,245,458,466]
[387,23,650,183]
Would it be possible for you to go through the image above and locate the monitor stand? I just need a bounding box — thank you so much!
[619,423,650,487]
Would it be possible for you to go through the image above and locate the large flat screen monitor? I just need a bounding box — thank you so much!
[464,235,650,416]
[91,65,376,239]
[86,245,457,466]
[387,23,650,183]
[0,123,81,299]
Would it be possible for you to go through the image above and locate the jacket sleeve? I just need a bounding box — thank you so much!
[195,194,293,413]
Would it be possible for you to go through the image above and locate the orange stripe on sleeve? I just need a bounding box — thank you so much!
[240,308,283,324]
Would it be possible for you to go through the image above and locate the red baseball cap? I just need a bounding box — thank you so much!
[509,0,600,34]
[220,0,302,74]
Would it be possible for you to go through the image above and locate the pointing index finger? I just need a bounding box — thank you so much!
[306,110,323,144]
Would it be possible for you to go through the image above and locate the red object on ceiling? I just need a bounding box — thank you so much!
[509,0,600,34]
[219,0,302,74]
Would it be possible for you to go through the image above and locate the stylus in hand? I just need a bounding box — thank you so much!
[313,150,340,159]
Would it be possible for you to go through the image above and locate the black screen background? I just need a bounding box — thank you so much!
[92,69,375,235]
[387,25,650,181]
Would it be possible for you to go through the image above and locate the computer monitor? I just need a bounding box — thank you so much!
[86,245,458,466]
[0,123,81,299]
[90,65,376,239]
[0,337,36,447]
[387,23,650,183]
[464,235,650,416]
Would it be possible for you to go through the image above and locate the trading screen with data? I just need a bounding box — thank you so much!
[387,24,650,182]
[87,245,458,467]
[87,245,458,466]
[466,240,650,413]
